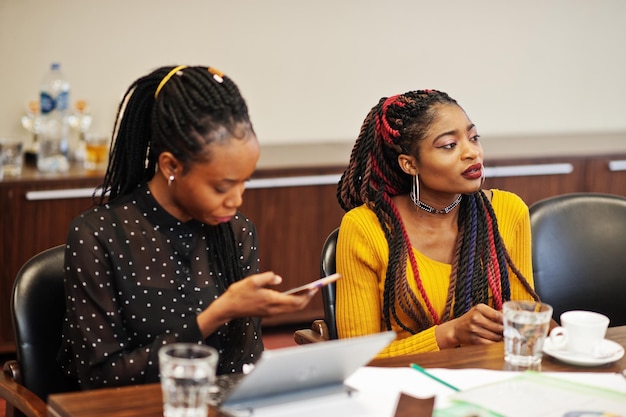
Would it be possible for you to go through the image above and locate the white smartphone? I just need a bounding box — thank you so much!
[282,273,342,295]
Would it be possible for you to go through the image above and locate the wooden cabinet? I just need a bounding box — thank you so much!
[0,166,103,353]
[0,164,346,353]
[239,167,345,325]
[2,149,626,354]
[585,156,626,196]
[483,154,626,206]
[483,156,587,206]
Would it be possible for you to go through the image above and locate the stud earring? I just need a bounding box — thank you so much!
[168,175,174,187]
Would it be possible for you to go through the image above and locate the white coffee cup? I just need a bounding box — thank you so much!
[549,310,610,356]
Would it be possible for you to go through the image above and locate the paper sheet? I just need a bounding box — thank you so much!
[448,371,626,416]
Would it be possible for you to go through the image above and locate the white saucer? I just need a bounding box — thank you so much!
[542,338,625,366]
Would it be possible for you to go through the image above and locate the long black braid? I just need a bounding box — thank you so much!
[338,90,538,334]
[96,65,257,370]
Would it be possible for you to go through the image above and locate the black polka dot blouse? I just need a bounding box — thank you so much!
[58,184,264,390]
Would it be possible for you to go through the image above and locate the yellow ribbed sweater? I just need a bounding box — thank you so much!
[335,189,535,358]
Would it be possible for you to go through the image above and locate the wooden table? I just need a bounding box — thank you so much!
[47,326,626,417]
[370,325,626,372]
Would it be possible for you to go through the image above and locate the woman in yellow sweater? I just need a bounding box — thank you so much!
[335,90,539,358]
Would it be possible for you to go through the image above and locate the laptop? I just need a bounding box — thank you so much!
[219,331,396,412]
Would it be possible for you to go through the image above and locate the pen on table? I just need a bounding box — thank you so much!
[410,363,461,392]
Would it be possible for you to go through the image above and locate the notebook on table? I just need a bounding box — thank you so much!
[219,331,396,413]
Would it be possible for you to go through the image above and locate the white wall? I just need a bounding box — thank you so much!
[1,0,625,146]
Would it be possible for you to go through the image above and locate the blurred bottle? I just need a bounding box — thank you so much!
[68,99,93,162]
[38,62,70,173]
[20,100,42,165]
[68,99,92,142]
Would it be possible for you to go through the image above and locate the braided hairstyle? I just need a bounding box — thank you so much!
[98,65,257,370]
[338,90,538,334]
[100,65,252,200]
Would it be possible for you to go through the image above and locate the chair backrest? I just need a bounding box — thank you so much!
[529,192,626,326]
[11,245,79,400]
[320,228,339,340]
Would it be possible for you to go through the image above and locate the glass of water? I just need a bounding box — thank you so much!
[159,343,219,417]
[503,300,553,367]
[0,137,24,179]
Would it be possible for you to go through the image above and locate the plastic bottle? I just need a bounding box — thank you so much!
[38,62,70,172]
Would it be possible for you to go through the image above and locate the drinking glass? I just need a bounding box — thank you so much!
[0,137,24,179]
[83,133,109,172]
[159,343,218,417]
[503,300,553,367]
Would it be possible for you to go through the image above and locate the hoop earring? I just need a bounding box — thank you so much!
[410,174,419,207]
[168,175,174,187]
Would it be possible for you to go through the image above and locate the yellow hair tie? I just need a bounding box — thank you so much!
[154,65,188,98]
[208,67,224,83]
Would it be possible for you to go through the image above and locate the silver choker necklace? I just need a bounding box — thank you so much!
[409,192,463,214]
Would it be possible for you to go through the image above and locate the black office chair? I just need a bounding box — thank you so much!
[0,245,79,417]
[294,228,339,344]
[529,193,626,326]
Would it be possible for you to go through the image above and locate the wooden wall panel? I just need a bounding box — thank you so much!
[584,155,626,197]
[0,176,102,353]
[483,157,586,206]
[2,153,626,353]
[239,182,345,325]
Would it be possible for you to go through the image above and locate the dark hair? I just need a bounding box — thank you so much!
[338,90,538,334]
[100,65,253,202]
[97,65,257,369]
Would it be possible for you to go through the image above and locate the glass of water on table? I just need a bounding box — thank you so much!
[159,343,219,417]
[503,300,553,368]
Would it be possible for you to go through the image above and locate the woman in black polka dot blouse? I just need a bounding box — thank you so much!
[59,66,316,390]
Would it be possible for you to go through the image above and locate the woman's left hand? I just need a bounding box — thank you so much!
[435,303,504,348]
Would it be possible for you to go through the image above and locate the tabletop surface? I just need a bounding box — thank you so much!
[47,326,626,417]
[368,325,626,371]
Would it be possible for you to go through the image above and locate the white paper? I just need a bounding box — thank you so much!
[448,371,626,416]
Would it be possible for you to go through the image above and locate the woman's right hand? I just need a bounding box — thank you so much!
[435,303,504,349]
[196,272,317,338]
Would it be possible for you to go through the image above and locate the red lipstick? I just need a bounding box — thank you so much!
[462,163,483,180]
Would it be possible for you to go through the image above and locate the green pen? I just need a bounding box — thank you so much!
[410,363,461,392]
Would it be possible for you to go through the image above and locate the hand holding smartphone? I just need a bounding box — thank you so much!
[282,273,341,295]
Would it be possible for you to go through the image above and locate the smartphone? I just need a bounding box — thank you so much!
[282,273,341,295]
